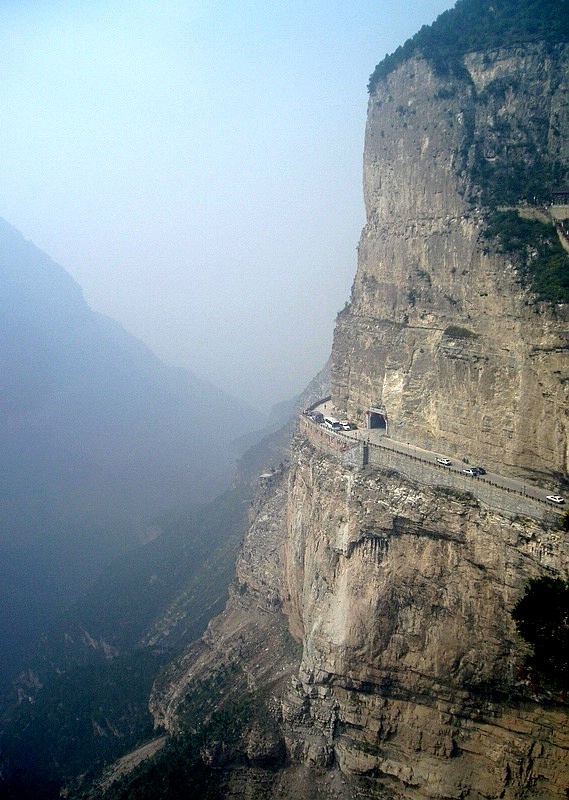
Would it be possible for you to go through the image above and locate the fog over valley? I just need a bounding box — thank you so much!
[0,0,452,412]
[0,0,455,714]
[10,2,557,799]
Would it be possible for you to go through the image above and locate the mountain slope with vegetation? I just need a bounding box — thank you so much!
[0,217,263,680]
[369,0,569,90]
[0,485,253,799]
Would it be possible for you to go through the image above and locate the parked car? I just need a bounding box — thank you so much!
[323,416,342,431]
[340,421,357,431]
[546,495,565,504]
[436,458,452,466]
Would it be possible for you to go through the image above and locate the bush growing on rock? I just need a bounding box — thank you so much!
[512,575,569,696]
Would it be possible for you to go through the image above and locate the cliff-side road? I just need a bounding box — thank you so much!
[302,406,565,522]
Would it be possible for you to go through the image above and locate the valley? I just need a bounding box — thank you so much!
[2,1,569,799]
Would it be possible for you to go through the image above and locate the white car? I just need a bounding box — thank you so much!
[546,495,565,504]
[436,458,452,466]
[340,421,357,431]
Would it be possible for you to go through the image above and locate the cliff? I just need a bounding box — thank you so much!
[279,438,569,798]
[334,40,569,482]
[146,6,569,800]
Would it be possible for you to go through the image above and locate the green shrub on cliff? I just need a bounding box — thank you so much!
[484,211,569,304]
[512,575,569,696]
[443,325,477,339]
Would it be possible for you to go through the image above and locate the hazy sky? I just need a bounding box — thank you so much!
[0,0,452,413]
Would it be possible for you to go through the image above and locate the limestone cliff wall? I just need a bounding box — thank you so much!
[149,41,569,800]
[281,437,569,798]
[150,439,569,799]
[333,44,569,482]
[280,43,569,797]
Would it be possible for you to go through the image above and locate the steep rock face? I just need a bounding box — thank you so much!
[150,436,569,798]
[333,44,569,481]
[149,36,569,800]
[277,41,569,798]
[281,438,569,798]
[279,42,569,796]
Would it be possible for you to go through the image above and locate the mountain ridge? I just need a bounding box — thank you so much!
[0,216,263,680]
[369,0,569,91]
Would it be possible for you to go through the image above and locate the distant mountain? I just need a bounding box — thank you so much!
[0,218,264,680]
[0,390,299,800]
[0,259,328,798]
[0,485,255,799]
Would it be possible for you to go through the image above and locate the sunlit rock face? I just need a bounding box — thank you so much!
[333,43,569,483]
[277,43,569,797]
[281,438,569,798]
[152,38,569,800]
[278,42,569,798]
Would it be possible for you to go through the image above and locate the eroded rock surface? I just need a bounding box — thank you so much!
[150,40,569,800]
[281,439,569,798]
[333,44,569,482]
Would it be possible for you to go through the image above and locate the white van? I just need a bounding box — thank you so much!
[323,416,342,431]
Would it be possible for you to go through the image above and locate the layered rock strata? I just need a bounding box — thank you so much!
[280,437,569,798]
[150,40,569,800]
[333,44,569,482]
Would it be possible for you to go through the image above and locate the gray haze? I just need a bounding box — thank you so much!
[0,0,452,412]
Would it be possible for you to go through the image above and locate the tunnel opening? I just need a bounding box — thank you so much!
[367,407,388,430]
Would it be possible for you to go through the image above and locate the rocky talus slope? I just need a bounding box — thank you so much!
[149,42,569,800]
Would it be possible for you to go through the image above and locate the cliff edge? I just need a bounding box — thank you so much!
[146,4,569,799]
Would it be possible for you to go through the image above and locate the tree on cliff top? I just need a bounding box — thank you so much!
[512,575,569,697]
[369,0,569,91]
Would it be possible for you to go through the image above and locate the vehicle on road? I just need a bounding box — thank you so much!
[436,458,452,466]
[323,416,342,432]
[462,468,479,476]
[546,495,565,504]
[473,467,486,475]
[340,421,357,431]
